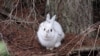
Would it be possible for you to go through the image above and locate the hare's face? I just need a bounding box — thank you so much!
[43,13,56,36]
[38,13,56,40]
[43,22,53,35]
[41,21,54,40]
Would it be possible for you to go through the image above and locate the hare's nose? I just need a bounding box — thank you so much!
[46,30,49,33]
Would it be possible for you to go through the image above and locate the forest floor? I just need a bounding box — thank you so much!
[0,22,100,56]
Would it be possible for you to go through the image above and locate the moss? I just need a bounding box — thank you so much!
[0,41,9,56]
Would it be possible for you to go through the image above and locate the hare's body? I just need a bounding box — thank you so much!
[37,14,64,50]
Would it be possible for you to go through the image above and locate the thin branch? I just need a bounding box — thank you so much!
[88,25,100,56]
[59,21,100,52]
[0,8,36,24]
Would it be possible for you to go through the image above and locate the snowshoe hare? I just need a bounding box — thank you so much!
[37,13,65,50]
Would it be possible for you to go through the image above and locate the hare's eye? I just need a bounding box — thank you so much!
[50,29,52,32]
[44,28,45,31]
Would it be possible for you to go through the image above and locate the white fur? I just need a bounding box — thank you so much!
[37,13,65,50]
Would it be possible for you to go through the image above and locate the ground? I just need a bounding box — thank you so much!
[0,23,100,56]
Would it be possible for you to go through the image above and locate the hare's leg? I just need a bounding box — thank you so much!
[55,42,61,48]
[46,47,54,50]
[46,47,49,50]
[49,48,53,50]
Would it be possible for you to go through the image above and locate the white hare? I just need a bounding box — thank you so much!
[37,13,65,50]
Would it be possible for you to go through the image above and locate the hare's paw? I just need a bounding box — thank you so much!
[55,42,61,48]
[46,47,54,50]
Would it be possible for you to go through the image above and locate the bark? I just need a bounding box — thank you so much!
[46,0,93,36]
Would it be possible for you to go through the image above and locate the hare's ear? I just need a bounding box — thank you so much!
[51,15,56,22]
[46,13,50,21]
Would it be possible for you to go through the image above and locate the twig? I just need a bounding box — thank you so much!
[66,35,86,55]
[73,46,100,52]
[0,8,36,24]
[88,25,100,56]
[0,8,23,21]
[59,21,100,52]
